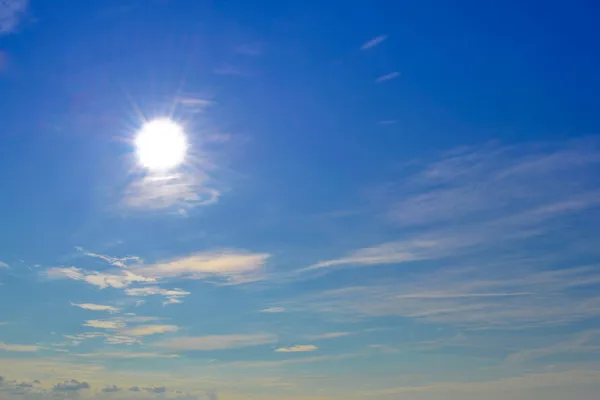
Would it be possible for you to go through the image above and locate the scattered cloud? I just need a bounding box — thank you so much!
[101,385,120,393]
[153,333,277,351]
[375,72,400,83]
[176,97,215,113]
[274,344,317,353]
[300,265,600,328]
[75,352,179,359]
[0,342,40,352]
[144,386,167,394]
[46,267,155,289]
[122,324,180,337]
[260,307,285,313]
[132,251,270,284]
[52,379,90,392]
[71,303,120,313]
[78,249,142,268]
[0,261,8,268]
[306,332,351,340]
[125,286,190,305]
[82,320,125,330]
[505,329,600,364]
[123,172,220,211]
[0,0,29,36]
[361,35,387,50]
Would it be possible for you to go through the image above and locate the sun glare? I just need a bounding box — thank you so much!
[135,118,187,171]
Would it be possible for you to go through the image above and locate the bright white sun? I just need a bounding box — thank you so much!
[135,118,187,171]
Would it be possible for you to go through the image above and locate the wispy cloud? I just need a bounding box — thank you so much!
[505,329,600,364]
[0,260,8,268]
[0,0,28,36]
[75,352,179,359]
[274,344,317,353]
[260,307,285,313]
[305,332,352,340]
[82,320,125,330]
[77,248,142,268]
[300,265,600,328]
[375,72,400,83]
[0,342,40,352]
[153,333,277,351]
[123,172,220,211]
[361,35,387,50]
[71,303,120,313]
[47,267,155,289]
[124,286,190,305]
[122,324,179,337]
[176,96,215,113]
[131,250,270,284]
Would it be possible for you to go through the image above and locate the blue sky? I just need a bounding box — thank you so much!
[1,0,600,399]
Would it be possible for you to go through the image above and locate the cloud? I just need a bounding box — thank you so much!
[52,379,90,392]
[229,353,357,368]
[505,329,600,364]
[132,251,270,284]
[275,344,318,353]
[122,172,220,211]
[124,287,190,305]
[361,35,387,50]
[129,387,141,392]
[82,320,125,330]
[0,261,8,268]
[274,344,317,353]
[75,352,179,359]
[0,342,40,352]
[122,324,179,337]
[213,65,250,76]
[78,249,142,268]
[0,0,28,36]
[144,387,167,394]
[101,385,120,393]
[153,333,277,351]
[375,72,400,83]
[46,267,155,289]
[259,307,285,313]
[378,120,397,125]
[176,97,214,113]
[71,303,120,313]
[306,332,351,340]
[300,265,600,328]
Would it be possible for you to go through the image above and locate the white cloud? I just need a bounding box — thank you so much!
[153,333,277,351]
[71,303,120,313]
[123,170,219,211]
[0,260,8,268]
[122,324,179,337]
[301,265,600,328]
[124,286,190,305]
[260,307,285,313]
[79,249,142,268]
[46,267,155,289]
[0,0,28,36]
[82,320,125,330]
[0,342,40,352]
[375,72,400,83]
[306,332,351,340]
[132,250,270,284]
[361,35,387,50]
[274,344,317,353]
[75,352,179,359]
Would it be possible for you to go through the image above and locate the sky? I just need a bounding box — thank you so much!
[1,0,600,399]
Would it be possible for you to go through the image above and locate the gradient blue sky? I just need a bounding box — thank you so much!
[1,1,600,399]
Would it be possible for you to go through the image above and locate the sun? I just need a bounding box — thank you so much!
[135,118,187,171]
